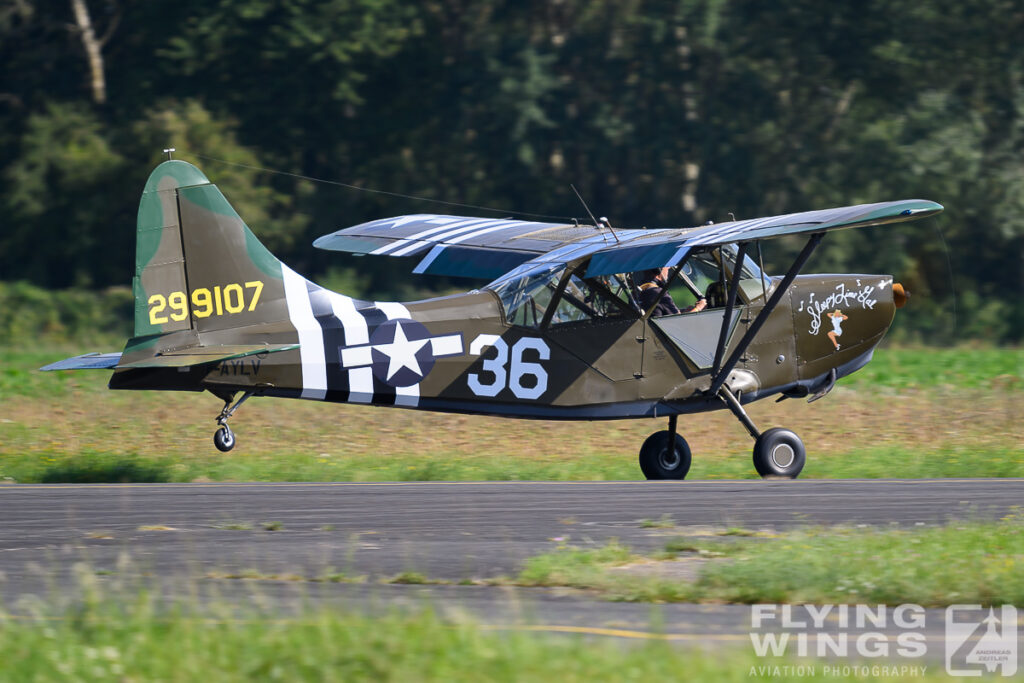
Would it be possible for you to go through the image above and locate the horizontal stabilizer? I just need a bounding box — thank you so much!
[115,343,299,369]
[40,352,123,371]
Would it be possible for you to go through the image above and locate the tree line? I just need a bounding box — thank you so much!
[2,0,1022,342]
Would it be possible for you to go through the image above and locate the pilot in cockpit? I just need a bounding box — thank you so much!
[635,268,707,317]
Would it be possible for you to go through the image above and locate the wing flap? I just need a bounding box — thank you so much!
[412,245,536,278]
[585,243,690,278]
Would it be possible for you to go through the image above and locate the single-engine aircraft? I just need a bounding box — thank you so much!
[43,160,943,479]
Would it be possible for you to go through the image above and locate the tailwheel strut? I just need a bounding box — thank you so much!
[211,389,256,453]
[718,387,806,479]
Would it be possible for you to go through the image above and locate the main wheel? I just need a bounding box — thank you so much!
[214,425,236,452]
[752,428,805,478]
[639,431,692,480]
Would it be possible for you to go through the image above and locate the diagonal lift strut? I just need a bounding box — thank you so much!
[708,232,823,397]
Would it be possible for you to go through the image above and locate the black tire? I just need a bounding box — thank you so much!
[752,428,805,478]
[214,425,236,452]
[638,431,692,480]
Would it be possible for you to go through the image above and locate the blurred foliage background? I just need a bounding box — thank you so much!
[1,0,1022,344]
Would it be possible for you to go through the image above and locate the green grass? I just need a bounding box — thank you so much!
[388,571,434,585]
[693,517,1024,606]
[508,516,1024,607]
[1,345,1021,483]
[640,514,675,528]
[514,540,708,603]
[0,599,952,682]
[716,527,762,537]
[31,453,174,483]
[211,520,254,531]
[2,442,1021,485]
[840,346,1022,391]
[518,540,635,589]
[2,518,1013,680]
[0,346,107,399]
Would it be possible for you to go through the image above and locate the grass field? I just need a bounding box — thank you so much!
[512,515,1024,606]
[1,345,1021,483]
[0,598,956,682]
[1,520,1016,680]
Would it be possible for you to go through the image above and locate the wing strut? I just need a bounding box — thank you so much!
[708,233,824,396]
[711,241,749,378]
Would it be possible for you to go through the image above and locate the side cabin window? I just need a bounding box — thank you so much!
[488,264,563,328]
[548,273,636,326]
[485,245,772,327]
[676,245,772,309]
[487,263,638,329]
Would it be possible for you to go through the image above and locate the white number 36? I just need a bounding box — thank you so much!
[467,334,549,400]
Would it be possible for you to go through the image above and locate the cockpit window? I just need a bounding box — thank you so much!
[602,274,640,311]
[486,246,771,327]
[548,274,635,326]
[721,243,772,290]
[678,244,772,305]
[489,263,564,328]
[680,254,721,298]
[487,264,638,328]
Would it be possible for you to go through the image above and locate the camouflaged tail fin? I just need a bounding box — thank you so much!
[127,160,290,356]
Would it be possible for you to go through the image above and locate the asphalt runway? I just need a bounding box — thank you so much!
[1,479,1022,645]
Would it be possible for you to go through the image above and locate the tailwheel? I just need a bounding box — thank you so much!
[639,420,691,480]
[214,424,236,452]
[752,428,805,479]
[210,389,255,453]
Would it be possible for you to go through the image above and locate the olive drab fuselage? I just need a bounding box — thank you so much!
[108,161,898,420]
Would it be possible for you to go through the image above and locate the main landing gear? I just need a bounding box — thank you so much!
[638,415,692,479]
[639,388,805,480]
[211,389,256,452]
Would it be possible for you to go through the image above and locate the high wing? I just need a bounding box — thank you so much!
[583,199,942,277]
[314,200,943,278]
[313,214,625,278]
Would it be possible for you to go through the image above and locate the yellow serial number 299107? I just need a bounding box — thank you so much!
[148,281,264,325]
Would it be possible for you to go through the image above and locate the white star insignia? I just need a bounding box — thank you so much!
[340,320,463,387]
[375,321,430,380]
